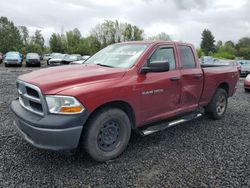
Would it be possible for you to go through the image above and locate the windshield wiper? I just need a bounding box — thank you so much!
[96,63,114,68]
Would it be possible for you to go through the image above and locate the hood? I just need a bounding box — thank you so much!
[18,64,127,94]
[6,56,20,60]
[49,58,63,62]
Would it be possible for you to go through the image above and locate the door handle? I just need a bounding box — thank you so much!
[170,77,181,81]
[194,74,202,79]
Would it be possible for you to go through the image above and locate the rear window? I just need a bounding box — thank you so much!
[178,46,196,69]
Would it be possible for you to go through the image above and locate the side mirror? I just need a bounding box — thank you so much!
[140,60,170,73]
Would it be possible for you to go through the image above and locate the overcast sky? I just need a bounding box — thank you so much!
[1,0,250,47]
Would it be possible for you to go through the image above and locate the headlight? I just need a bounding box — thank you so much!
[246,74,250,81]
[45,95,84,114]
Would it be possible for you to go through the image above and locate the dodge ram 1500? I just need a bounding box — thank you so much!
[11,41,239,161]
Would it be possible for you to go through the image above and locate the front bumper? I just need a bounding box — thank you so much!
[5,61,22,65]
[26,60,40,65]
[11,100,89,151]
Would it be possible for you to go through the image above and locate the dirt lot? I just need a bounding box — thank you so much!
[0,63,249,187]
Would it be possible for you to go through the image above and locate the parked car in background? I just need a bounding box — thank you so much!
[0,53,3,63]
[201,56,216,64]
[43,54,51,61]
[214,60,241,73]
[70,60,86,65]
[70,55,90,65]
[46,53,62,65]
[48,53,65,66]
[26,53,41,67]
[238,60,250,76]
[4,51,22,67]
[244,74,250,92]
[62,54,83,64]
[82,55,90,60]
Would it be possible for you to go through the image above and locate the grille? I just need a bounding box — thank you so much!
[17,80,46,116]
[7,59,18,64]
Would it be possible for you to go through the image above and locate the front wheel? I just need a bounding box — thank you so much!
[205,88,228,120]
[82,108,131,162]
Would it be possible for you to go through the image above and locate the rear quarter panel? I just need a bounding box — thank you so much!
[199,66,239,106]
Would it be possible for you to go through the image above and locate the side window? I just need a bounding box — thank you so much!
[178,46,196,69]
[150,47,176,70]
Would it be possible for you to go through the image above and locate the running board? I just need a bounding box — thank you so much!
[140,112,202,136]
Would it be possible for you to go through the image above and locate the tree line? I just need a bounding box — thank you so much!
[198,29,250,60]
[0,16,249,59]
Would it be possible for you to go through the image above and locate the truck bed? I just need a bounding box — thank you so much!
[199,66,239,106]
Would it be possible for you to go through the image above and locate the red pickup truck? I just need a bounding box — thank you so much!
[11,41,239,161]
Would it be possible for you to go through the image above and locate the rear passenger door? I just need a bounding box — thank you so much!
[178,45,203,110]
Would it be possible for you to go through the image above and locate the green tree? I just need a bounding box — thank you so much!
[31,30,44,50]
[49,33,65,53]
[18,25,29,45]
[200,29,216,55]
[236,37,250,59]
[66,28,81,53]
[91,20,144,48]
[237,37,250,48]
[0,17,22,53]
[215,40,223,52]
[123,23,144,41]
[238,48,250,60]
[148,32,171,41]
[196,48,205,58]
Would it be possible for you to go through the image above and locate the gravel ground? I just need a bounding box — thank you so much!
[0,63,249,187]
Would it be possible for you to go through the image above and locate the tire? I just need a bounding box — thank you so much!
[205,88,228,120]
[82,108,131,162]
[4,64,8,67]
[245,88,250,92]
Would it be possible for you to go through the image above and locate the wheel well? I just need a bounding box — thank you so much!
[88,101,136,129]
[218,82,229,94]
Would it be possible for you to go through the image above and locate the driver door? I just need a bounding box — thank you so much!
[138,45,181,124]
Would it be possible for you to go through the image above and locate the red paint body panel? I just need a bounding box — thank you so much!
[18,41,239,128]
[244,76,250,89]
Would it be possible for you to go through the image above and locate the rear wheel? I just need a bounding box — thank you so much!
[205,88,228,120]
[82,108,131,162]
[245,88,250,92]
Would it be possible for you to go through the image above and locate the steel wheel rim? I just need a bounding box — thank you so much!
[98,120,121,152]
[216,95,226,116]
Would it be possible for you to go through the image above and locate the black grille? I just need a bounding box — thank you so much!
[26,87,39,98]
[29,101,43,112]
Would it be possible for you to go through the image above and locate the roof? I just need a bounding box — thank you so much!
[118,40,193,46]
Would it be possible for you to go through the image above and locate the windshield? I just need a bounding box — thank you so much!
[6,52,19,58]
[27,53,39,59]
[53,54,65,59]
[66,55,79,61]
[85,43,148,68]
